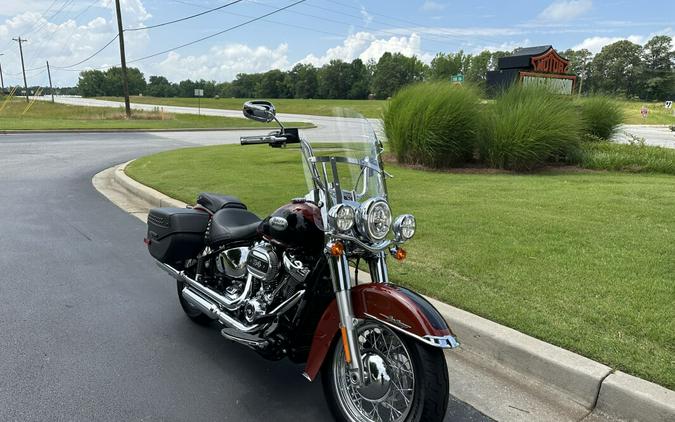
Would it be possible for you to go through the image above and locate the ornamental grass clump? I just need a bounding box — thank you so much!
[383,82,481,167]
[578,96,624,140]
[479,85,583,171]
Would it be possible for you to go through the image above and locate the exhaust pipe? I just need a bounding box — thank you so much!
[181,288,262,333]
[157,261,252,311]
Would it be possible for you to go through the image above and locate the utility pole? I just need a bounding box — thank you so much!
[46,60,54,103]
[114,0,131,118]
[0,53,4,94]
[12,37,30,103]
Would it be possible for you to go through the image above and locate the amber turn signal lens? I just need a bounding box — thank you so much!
[393,247,407,261]
[329,241,345,256]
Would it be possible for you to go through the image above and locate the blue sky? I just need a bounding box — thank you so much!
[0,0,672,86]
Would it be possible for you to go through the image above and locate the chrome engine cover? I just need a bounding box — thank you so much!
[246,243,279,281]
[216,247,249,279]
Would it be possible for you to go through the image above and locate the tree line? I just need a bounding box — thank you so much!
[73,35,674,100]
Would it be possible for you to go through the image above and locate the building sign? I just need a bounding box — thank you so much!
[521,73,575,95]
[451,74,464,83]
[194,89,204,97]
[486,45,577,95]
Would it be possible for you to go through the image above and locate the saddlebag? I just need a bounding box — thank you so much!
[146,208,210,264]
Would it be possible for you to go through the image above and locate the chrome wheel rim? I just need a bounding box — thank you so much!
[333,322,415,422]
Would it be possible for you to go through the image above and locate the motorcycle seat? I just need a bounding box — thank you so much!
[209,208,261,245]
[196,192,247,214]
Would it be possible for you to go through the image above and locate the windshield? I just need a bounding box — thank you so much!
[301,109,387,207]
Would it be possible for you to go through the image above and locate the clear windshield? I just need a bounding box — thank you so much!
[301,108,387,207]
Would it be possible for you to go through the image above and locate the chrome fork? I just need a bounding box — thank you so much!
[327,252,363,385]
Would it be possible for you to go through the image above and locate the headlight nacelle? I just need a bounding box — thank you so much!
[358,198,392,241]
[393,214,416,242]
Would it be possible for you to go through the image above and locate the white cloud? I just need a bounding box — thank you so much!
[360,6,373,26]
[300,32,431,67]
[153,43,290,82]
[421,1,446,12]
[572,35,644,53]
[0,0,151,86]
[538,0,592,21]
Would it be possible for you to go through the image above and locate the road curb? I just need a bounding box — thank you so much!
[110,159,674,422]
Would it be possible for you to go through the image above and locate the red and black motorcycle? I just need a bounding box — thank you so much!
[145,101,459,422]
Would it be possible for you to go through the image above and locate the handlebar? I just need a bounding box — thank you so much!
[240,128,300,148]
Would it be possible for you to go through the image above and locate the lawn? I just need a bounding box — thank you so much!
[615,99,675,125]
[126,144,675,389]
[97,96,388,118]
[0,99,312,130]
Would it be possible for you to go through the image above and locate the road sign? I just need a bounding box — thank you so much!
[194,89,204,97]
[666,101,672,109]
[451,74,464,83]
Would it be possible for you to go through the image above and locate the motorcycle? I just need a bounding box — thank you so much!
[144,101,459,422]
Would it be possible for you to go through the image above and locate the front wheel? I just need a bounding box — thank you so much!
[322,321,449,422]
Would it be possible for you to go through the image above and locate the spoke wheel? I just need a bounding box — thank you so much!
[322,320,448,422]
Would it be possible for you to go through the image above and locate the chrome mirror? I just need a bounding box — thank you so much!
[243,100,276,123]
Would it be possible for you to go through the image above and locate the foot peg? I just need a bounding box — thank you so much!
[221,327,268,349]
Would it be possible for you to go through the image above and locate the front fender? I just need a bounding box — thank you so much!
[303,283,459,381]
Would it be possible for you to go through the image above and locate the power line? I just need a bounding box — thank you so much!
[125,0,244,32]
[127,0,306,64]
[52,35,119,69]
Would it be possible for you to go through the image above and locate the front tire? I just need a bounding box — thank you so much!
[321,321,449,422]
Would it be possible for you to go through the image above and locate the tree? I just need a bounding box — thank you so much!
[465,50,492,90]
[103,67,146,96]
[146,75,174,97]
[561,48,593,94]
[347,58,371,99]
[77,70,107,97]
[588,40,643,97]
[289,63,318,98]
[641,35,675,99]
[371,53,428,99]
[318,60,352,99]
[255,69,290,98]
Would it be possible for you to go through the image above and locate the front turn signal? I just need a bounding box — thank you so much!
[329,241,345,256]
[391,246,407,261]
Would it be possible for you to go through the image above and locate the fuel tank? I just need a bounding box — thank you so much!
[258,199,325,253]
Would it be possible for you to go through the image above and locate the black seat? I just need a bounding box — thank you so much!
[209,208,261,245]
[196,192,246,214]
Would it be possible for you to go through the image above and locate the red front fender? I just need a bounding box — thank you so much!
[303,283,459,381]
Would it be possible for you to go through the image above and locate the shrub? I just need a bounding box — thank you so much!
[479,85,583,171]
[383,82,481,167]
[578,97,623,140]
[579,142,675,175]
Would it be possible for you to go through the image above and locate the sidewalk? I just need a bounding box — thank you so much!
[94,161,675,422]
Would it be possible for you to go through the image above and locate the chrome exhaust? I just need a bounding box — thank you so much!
[156,261,252,311]
[181,287,262,333]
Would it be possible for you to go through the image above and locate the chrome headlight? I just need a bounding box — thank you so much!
[393,214,416,242]
[358,198,392,241]
[328,203,356,232]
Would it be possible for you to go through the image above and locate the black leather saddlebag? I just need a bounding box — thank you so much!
[146,208,209,263]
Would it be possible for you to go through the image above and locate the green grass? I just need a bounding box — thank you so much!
[384,82,481,167]
[127,144,675,389]
[480,85,583,170]
[578,96,624,139]
[97,96,388,118]
[614,99,675,125]
[0,99,312,130]
[580,142,675,174]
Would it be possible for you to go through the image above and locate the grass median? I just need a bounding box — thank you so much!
[0,99,312,131]
[127,144,675,389]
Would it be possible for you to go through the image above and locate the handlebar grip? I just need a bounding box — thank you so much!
[240,135,278,145]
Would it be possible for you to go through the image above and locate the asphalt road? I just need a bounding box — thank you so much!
[0,131,491,422]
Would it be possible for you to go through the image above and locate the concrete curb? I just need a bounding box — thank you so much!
[110,160,675,422]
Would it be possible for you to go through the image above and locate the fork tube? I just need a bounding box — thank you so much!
[368,252,389,284]
[328,254,363,383]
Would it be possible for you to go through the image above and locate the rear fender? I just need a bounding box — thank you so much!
[302,283,459,381]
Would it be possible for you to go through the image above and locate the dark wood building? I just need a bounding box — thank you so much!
[486,45,577,95]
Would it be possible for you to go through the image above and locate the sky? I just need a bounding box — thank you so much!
[0,0,672,87]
